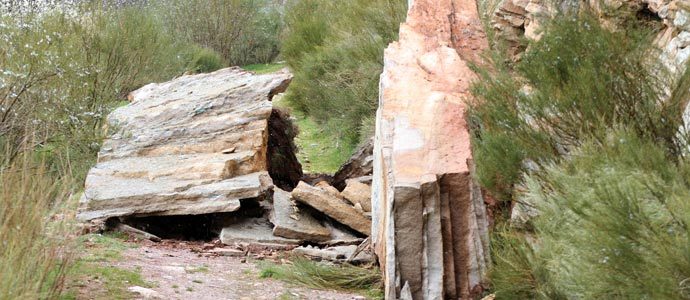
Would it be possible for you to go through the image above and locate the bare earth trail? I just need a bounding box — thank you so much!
[109,239,364,300]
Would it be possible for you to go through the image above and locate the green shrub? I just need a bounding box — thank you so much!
[469,13,688,201]
[160,0,282,66]
[281,0,407,149]
[0,3,197,180]
[187,46,225,74]
[492,130,690,299]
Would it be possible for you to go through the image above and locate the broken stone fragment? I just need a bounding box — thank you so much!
[220,217,300,246]
[77,68,296,221]
[269,188,331,242]
[291,181,371,236]
[315,181,341,197]
[293,245,374,264]
[340,180,372,212]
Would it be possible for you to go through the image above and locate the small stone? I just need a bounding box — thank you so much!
[128,286,162,299]
[221,147,236,154]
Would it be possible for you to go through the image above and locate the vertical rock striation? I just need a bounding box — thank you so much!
[371,0,491,299]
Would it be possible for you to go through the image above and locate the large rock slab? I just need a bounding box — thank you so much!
[78,68,293,221]
[269,188,331,242]
[372,0,491,299]
[291,181,371,236]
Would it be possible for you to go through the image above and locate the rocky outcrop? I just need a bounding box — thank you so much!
[78,67,294,221]
[291,181,371,236]
[372,0,491,299]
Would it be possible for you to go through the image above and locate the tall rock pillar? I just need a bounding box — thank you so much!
[371,0,490,299]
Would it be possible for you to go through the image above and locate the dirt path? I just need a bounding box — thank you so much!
[111,240,365,300]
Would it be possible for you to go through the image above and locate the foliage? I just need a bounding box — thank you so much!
[469,13,688,201]
[281,0,407,150]
[259,258,383,299]
[274,96,353,173]
[492,131,690,299]
[186,46,225,74]
[0,151,76,299]
[160,0,282,66]
[0,3,202,180]
[62,233,149,299]
[242,62,287,74]
[475,11,690,299]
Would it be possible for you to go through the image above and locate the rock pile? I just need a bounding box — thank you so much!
[78,67,373,262]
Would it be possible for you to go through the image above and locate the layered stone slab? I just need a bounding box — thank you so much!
[291,181,371,236]
[269,188,331,242]
[372,0,491,299]
[78,68,292,221]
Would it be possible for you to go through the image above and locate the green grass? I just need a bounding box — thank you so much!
[186,265,210,274]
[62,233,150,299]
[274,96,354,174]
[242,62,287,74]
[258,258,383,299]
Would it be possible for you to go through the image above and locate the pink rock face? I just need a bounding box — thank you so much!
[372,0,490,299]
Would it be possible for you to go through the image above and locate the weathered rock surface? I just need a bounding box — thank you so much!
[220,217,300,246]
[372,0,491,299]
[341,180,372,212]
[332,138,374,190]
[291,181,371,236]
[293,245,374,264]
[78,68,294,221]
[269,188,331,242]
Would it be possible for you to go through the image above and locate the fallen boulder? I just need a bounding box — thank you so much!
[269,188,331,242]
[291,181,371,236]
[372,0,491,299]
[77,68,295,221]
[340,180,372,212]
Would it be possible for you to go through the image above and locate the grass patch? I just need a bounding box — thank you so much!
[62,233,149,299]
[242,63,287,74]
[274,96,353,173]
[258,258,383,299]
[186,265,210,274]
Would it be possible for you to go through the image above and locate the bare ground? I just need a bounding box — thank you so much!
[75,237,366,300]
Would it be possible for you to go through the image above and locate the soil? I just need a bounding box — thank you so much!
[109,239,366,300]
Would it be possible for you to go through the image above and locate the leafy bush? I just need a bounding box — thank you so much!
[0,3,228,179]
[281,0,407,150]
[492,130,690,299]
[469,13,688,201]
[160,0,282,66]
[186,46,225,74]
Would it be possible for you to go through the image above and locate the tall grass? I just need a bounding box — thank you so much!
[0,149,76,299]
[259,258,383,299]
